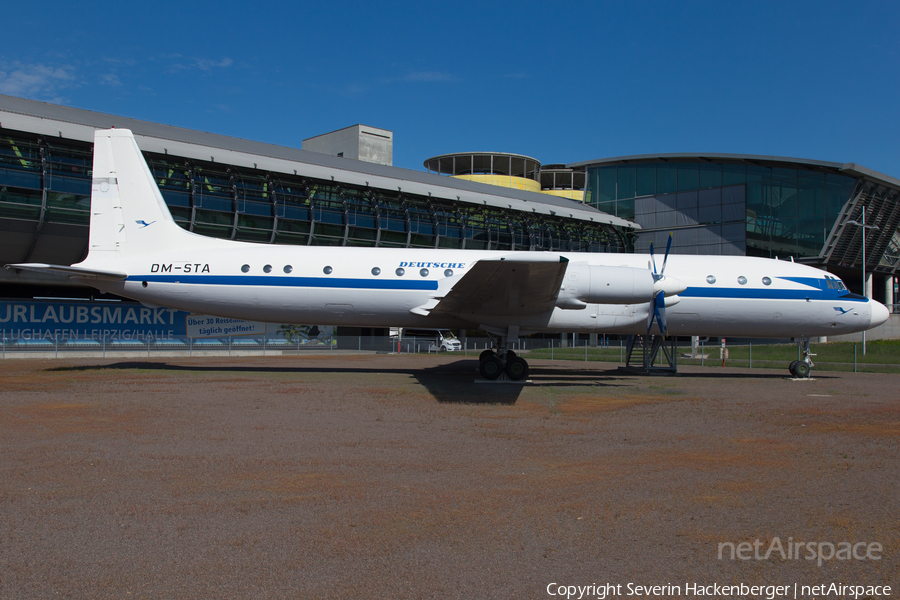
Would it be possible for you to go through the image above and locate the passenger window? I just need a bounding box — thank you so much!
[737,276,747,285]
[283,265,293,274]
[323,266,333,274]
[395,268,405,276]
[706,275,716,284]
[762,277,772,286]
[419,268,429,277]
[263,264,272,273]
[241,264,250,273]
[371,267,381,276]
[444,269,453,277]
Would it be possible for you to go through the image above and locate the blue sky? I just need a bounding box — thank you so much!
[2,1,898,176]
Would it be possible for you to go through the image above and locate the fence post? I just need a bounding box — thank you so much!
[551,339,554,360]
[749,343,752,369]
[359,336,361,352]
[701,342,704,367]
[148,337,151,358]
[584,339,587,362]
[55,334,58,359]
[103,335,106,359]
[854,345,857,373]
[620,339,623,363]
[189,337,192,357]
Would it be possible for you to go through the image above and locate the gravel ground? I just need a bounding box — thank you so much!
[1,354,898,599]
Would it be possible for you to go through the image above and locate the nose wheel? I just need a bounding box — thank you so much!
[789,338,815,378]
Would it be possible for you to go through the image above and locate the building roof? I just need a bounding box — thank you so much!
[302,124,392,143]
[569,152,900,192]
[0,94,634,228]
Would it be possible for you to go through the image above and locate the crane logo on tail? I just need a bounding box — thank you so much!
[135,220,156,229]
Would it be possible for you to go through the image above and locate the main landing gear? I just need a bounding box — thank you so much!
[479,348,530,381]
[789,337,815,378]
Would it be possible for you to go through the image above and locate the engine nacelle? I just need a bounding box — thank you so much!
[556,263,655,308]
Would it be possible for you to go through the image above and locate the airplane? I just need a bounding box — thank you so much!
[5,129,891,380]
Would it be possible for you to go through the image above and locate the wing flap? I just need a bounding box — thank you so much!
[5,263,127,281]
[421,256,568,318]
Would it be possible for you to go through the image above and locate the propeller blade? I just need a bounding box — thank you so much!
[654,290,667,337]
[647,290,668,336]
[660,233,673,276]
[649,241,658,276]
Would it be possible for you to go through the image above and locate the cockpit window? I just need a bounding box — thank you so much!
[824,277,846,291]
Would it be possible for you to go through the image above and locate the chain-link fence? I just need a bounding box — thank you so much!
[2,334,897,374]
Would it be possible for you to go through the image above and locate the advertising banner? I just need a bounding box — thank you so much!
[0,301,335,343]
[0,300,188,341]
[186,315,266,338]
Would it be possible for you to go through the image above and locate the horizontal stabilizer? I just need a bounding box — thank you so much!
[5,263,127,281]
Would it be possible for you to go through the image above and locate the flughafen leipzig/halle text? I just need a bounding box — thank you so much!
[0,93,897,343]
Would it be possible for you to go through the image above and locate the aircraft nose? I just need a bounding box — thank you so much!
[869,300,890,328]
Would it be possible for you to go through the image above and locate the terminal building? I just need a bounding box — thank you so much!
[1,93,898,313]
[572,154,899,307]
[0,95,633,301]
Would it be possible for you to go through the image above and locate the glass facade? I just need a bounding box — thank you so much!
[585,161,857,258]
[0,129,628,268]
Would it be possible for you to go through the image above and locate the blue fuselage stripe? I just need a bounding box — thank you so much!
[680,287,867,302]
[127,276,865,303]
[129,275,439,291]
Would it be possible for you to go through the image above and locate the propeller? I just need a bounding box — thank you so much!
[648,233,674,337]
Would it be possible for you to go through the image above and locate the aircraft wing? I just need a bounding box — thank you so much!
[413,256,569,318]
[4,263,128,281]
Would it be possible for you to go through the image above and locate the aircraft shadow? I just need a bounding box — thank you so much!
[49,359,636,406]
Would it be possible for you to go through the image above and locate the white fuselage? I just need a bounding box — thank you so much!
[88,243,882,339]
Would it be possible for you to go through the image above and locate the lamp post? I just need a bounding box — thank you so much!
[847,210,879,355]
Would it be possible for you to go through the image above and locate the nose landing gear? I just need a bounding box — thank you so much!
[789,337,815,378]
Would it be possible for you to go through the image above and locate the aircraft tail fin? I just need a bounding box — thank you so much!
[78,128,194,265]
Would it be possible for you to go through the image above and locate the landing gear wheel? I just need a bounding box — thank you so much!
[506,350,517,359]
[479,355,503,380]
[794,361,811,378]
[788,360,800,377]
[505,356,529,381]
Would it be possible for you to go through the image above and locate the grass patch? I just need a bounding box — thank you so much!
[524,339,900,373]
